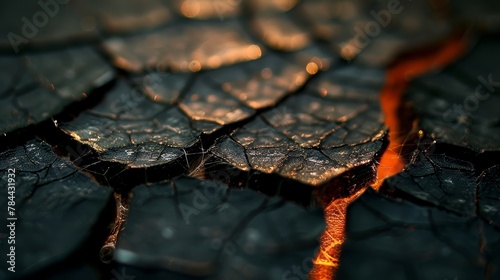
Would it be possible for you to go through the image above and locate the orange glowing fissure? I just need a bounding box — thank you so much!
[310,33,470,280]
[373,33,471,190]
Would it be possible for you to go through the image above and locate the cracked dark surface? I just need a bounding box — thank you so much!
[297,0,452,65]
[60,80,199,168]
[60,50,327,169]
[1,0,500,279]
[0,46,114,134]
[0,140,112,279]
[114,176,324,280]
[213,65,386,186]
[406,38,500,152]
[337,188,497,280]
[337,148,500,280]
[102,20,261,73]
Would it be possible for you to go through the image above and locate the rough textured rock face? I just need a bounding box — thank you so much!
[0,140,112,278]
[406,38,500,152]
[337,150,500,280]
[114,177,324,280]
[212,65,387,186]
[0,46,114,134]
[1,0,499,279]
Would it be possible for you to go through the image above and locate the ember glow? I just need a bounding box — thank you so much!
[310,33,471,279]
[373,33,470,190]
[310,187,367,280]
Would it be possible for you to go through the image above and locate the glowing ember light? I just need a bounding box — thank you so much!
[306,62,319,74]
[373,33,470,190]
[311,33,470,280]
[207,56,222,68]
[189,60,202,72]
[246,44,262,59]
[181,0,201,18]
[273,0,298,11]
[310,187,367,279]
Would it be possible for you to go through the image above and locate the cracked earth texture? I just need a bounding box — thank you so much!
[0,1,499,280]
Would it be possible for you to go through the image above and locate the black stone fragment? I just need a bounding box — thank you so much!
[0,46,114,134]
[338,148,500,280]
[212,65,386,187]
[406,38,500,152]
[113,176,324,280]
[0,140,111,279]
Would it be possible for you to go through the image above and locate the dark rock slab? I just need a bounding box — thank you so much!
[113,176,324,280]
[338,150,500,280]
[212,65,386,186]
[406,38,500,151]
[0,46,114,134]
[0,140,111,279]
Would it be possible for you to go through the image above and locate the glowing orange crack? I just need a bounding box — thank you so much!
[310,33,470,279]
[372,33,470,190]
